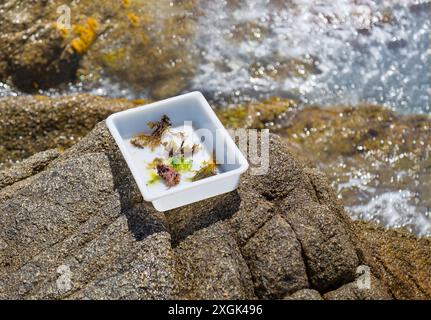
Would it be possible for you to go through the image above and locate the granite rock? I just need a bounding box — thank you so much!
[0,118,426,299]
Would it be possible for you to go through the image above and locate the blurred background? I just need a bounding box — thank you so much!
[0,0,430,235]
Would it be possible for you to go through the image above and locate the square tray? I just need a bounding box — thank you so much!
[106,91,249,211]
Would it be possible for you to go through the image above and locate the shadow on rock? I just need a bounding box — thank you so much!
[107,148,168,242]
[166,191,242,247]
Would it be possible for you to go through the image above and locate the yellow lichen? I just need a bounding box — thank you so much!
[131,98,148,106]
[141,32,151,46]
[70,17,100,54]
[127,12,140,27]
[102,48,127,67]
[35,95,49,100]
[122,0,132,8]
[86,17,100,32]
[140,12,154,25]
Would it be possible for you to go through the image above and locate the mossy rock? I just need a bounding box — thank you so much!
[217,97,297,129]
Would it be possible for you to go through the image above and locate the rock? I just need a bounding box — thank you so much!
[353,221,431,300]
[284,289,323,300]
[0,1,79,91]
[0,110,429,299]
[281,201,360,292]
[0,149,60,189]
[247,135,360,292]
[174,221,255,300]
[245,134,315,201]
[242,215,309,299]
[0,151,174,299]
[324,270,392,300]
[216,97,297,129]
[228,189,275,248]
[279,166,364,292]
[0,0,198,98]
[0,94,135,169]
[279,105,431,236]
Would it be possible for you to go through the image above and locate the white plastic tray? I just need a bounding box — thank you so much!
[106,91,249,211]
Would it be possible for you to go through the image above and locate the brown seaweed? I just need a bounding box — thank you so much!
[131,115,172,150]
[192,155,217,182]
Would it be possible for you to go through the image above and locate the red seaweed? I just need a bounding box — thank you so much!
[157,164,181,187]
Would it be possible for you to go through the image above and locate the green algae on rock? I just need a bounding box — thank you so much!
[216,97,297,129]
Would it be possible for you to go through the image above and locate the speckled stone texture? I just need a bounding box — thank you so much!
[0,94,135,170]
[284,289,323,300]
[0,121,426,300]
[324,273,392,300]
[353,221,431,300]
[242,215,309,299]
[0,149,60,189]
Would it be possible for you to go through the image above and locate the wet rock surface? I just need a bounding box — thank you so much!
[279,105,431,237]
[0,94,135,169]
[354,221,431,300]
[1,118,428,300]
[0,0,198,98]
[218,101,431,237]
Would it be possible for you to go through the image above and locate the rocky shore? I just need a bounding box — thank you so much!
[0,0,430,300]
[0,0,198,98]
[0,95,430,299]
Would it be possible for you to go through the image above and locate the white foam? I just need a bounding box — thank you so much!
[0,82,18,97]
[192,0,431,113]
[348,189,431,236]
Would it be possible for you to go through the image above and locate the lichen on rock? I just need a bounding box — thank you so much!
[0,0,199,98]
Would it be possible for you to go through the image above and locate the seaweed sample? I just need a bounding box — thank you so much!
[192,155,217,182]
[169,156,193,172]
[147,157,164,169]
[131,115,172,150]
[157,164,181,187]
[147,171,161,185]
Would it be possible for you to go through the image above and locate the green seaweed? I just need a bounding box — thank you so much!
[147,157,164,169]
[147,171,161,185]
[169,156,193,172]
